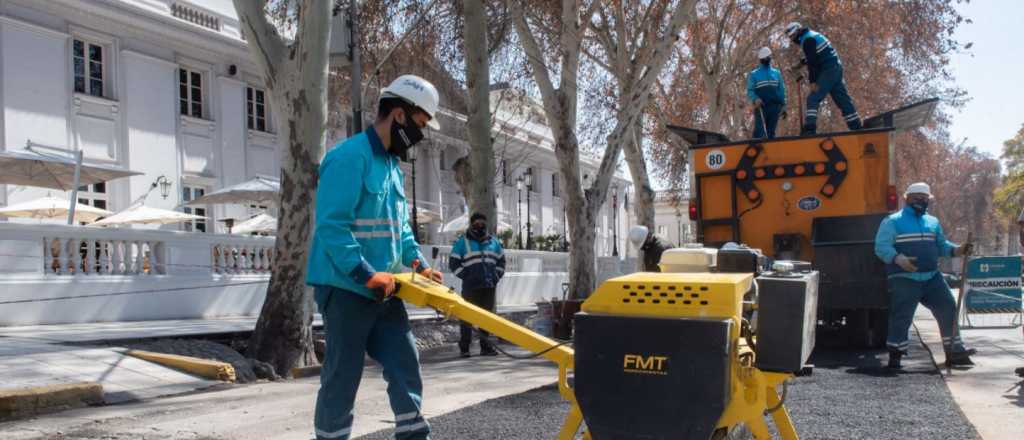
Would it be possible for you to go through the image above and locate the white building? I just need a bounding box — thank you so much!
[0,0,633,256]
[0,0,633,326]
[0,0,280,232]
[653,190,692,247]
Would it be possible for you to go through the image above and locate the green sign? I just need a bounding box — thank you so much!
[964,256,1023,313]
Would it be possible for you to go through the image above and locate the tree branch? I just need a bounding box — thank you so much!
[510,2,557,109]
[232,0,287,84]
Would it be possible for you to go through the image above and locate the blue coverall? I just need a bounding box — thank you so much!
[874,206,967,355]
[449,232,506,352]
[798,30,862,133]
[307,127,431,440]
[746,63,786,139]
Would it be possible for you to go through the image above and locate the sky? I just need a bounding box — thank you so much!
[946,0,1024,159]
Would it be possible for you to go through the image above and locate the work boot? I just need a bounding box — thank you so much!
[480,346,498,356]
[946,350,976,367]
[800,124,817,136]
[887,350,903,369]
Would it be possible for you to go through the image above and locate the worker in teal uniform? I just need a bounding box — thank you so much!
[746,46,787,139]
[306,74,444,440]
[784,22,862,135]
[874,182,976,369]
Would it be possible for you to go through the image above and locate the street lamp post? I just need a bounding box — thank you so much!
[611,183,619,256]
[516,176,524,249]
[676,212,683,246]
[525,169,533,250]
[408,146,419,242]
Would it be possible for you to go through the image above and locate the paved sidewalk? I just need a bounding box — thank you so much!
[914,307,1024,440]
[0,345,559,439]
[0,336,219,404]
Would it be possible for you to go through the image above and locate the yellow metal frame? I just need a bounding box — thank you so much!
[394,272,798,440]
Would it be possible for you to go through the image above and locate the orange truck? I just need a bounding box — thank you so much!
[671,99,938,347]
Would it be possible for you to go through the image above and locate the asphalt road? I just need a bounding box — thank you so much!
[359,338,980,440]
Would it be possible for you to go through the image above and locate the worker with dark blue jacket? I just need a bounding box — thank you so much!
[306,74,444,440]
[874,182,976,370]
[746,47,787,139]
[784,22,862,135]
[449,212,506,357]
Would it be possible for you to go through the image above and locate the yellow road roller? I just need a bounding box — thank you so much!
[394,257,818,439]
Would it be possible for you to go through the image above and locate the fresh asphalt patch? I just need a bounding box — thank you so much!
[359,334,980,440]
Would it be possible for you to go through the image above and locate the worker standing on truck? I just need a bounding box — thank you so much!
[629,225,672,272]
[874,182,976,369]
[449,212,506,358]
[784,22,862,135]
[306,74,444,440]
[747,46,787,139]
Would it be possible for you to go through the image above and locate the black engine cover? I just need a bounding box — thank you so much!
[755,271,819,372]
[574,313,732,440]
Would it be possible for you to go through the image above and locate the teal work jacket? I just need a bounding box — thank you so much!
[306,127,428,299]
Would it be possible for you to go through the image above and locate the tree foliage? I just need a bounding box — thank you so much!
[993,124,1024,223]
[649,0,967,193]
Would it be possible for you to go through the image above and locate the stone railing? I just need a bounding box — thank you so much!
[425,245,569,273]
[211,241,274,274]
[0,222,275,277]
[44,235,166,275]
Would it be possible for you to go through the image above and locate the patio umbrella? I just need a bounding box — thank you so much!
[0,195,113,223]
[441,212,513,233]
[232,213,278,235]
[184,176,279,206]
[0,144,141,224]
[90,204,206,227]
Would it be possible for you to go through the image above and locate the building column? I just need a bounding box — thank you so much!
[420,142,443,244]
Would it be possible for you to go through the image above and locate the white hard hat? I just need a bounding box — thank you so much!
[757,47,772,59]
[381,74,440,130]
[629,225,650,248]
[784,22,803,38]
[905,182,932,198]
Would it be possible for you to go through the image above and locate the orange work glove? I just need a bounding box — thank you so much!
[365,272,396,301]
[420,268,444,283]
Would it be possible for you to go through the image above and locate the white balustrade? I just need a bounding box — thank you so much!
[0,223,272,277]
[424,245,569,274]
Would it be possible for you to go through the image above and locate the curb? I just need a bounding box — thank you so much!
[0,382,103,421]
[126,349,237,382]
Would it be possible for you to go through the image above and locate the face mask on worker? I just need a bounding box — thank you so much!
[909,199,929,215]
[388,108,424,161]
[760,57,771,66]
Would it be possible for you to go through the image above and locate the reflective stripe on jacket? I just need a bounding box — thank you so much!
[306,127,428,299]
[799,29,839,83]
[449,233,505,290]
[874,206,956,281]
[746,64,786,106]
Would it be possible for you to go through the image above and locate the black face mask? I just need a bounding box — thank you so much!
[389,109,424,161]
[909,200,929,215]
[760,57,771,66]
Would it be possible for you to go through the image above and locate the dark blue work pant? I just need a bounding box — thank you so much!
[886,274,968,355]
[804,63,862,133]
[313,285,429,440]
[753,103,782,139]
